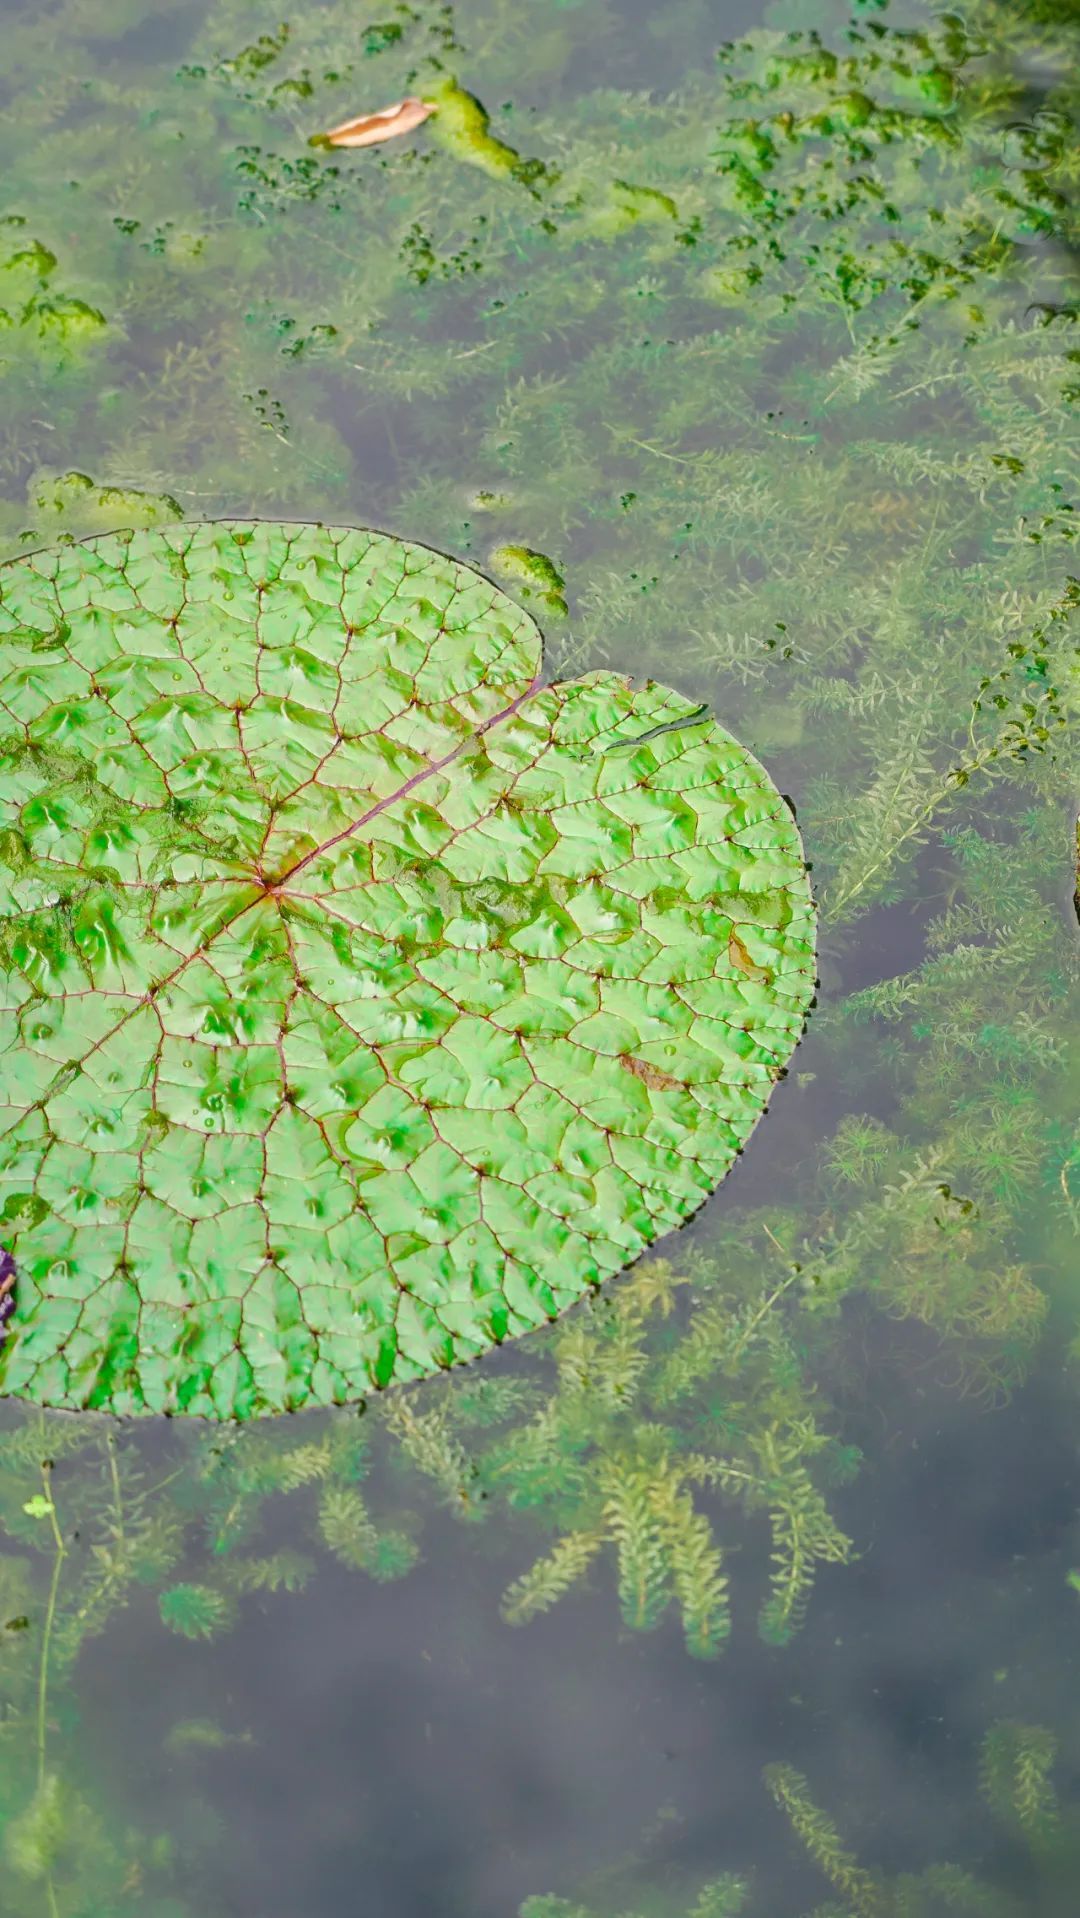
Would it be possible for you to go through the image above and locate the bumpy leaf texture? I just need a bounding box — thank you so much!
[0,524,815,1417]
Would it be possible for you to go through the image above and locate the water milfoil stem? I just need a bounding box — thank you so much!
[36,1458,66,1794]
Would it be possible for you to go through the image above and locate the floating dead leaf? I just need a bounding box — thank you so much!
[315,97,435,150]
[620,1053,686,1093]
[728,928,773,983]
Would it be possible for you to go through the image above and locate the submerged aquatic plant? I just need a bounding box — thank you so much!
[0,1415,223,1916]
[518,1717,1080,1918]
[0,0,1075,1901]
[763,1718,1080,1917]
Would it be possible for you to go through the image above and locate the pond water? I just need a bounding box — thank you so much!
[0,0,1077,1913]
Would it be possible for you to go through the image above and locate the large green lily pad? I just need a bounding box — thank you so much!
[0,523,815,1417]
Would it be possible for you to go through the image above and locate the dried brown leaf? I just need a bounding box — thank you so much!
[318,97,435,150]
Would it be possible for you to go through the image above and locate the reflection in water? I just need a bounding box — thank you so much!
[0,0,1077,1910]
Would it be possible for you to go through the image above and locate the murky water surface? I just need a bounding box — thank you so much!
[0,0,1077,1912]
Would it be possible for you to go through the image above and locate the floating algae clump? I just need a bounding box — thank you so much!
[29,471,183,532]
[425,78,552,188]
[490,543,569,618]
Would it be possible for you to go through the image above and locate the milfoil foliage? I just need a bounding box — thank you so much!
[761,1722,1080,1918]
[0,521,815,1416]
[519,1722,1080,1918]
[0,0,1075,1904]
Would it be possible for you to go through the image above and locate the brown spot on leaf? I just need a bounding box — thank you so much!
[728,928,772,982]
[620,1053,685,1092]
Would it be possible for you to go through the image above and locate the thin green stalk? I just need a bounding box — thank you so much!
[34,1453,66,1918]
[826,738,1003,920]
[105,1433,125,1551]
[726,1263,803,1368]
[36,1460,66,1793]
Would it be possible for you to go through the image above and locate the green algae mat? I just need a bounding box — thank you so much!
[0,522,815,1416]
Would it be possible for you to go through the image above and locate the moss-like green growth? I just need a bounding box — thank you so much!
[580,178,680,239]
[424,78,551,188]
[490,543,569,617]
[28,472,183,530]
[1,237,58,282]
[25,298,108,343]
[0,218,106,350]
